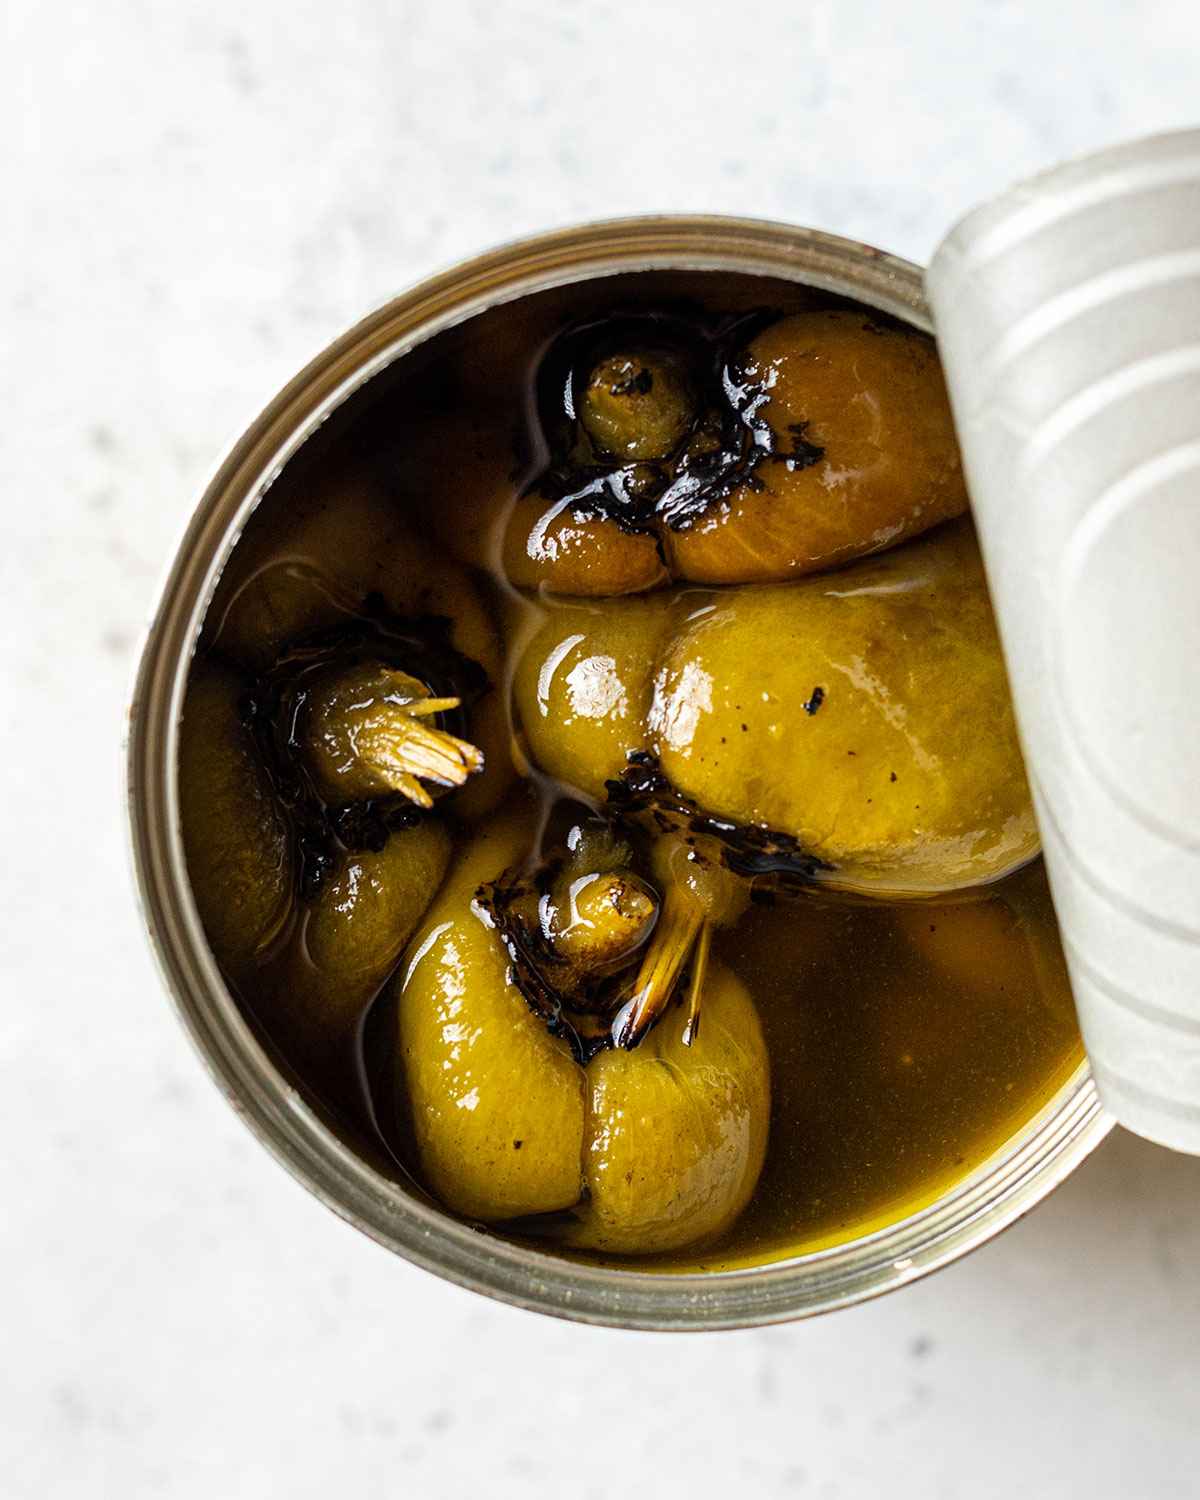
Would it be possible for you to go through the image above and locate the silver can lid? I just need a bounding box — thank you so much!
[928,129,1200,1153]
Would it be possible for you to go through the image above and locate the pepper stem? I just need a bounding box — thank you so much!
[680,920,712,1047]
[304,664,485,808]
[365,702,484,808]
[612,880,708,1049]
[611,831,751,1049]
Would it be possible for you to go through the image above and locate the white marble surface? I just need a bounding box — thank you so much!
[5,2,1200,1495]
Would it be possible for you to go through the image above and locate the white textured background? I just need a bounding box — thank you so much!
[5,3,1199,1496]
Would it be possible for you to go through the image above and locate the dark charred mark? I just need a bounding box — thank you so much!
[802,685,825,716]
[890,771,898,783]
[243,601,488,898]
[477,872,593,1062]
[605,752,832,886]
[476,837,657,1063]
[612,366,654,397]
[769,422,825,474]
[524,307,801,537]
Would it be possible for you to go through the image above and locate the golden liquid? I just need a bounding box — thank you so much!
[693,867,1082,1269]
[193,269,1084,1271]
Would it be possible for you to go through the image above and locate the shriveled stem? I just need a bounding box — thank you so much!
[611,833,750,1049]
[680,920,712,1047]
[612,880,708,1049]
[304,663,484,808]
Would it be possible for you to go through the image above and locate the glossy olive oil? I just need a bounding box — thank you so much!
[187,269,1084,1272]
[691,865,1082,1269]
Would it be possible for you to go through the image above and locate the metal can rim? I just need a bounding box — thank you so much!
[126,214,1112,1331]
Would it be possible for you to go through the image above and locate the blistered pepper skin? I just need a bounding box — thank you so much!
[178,663,293,986]
[667,311,967,584]
[515,522,1037,896]
[393,808,771,1251]
[510,590,680,800]
[410,420,671,597]
[274,823,451,1064]
[568,963,769,1254]
[395,810,588,1222]
[500,494,669,597]
[489,311,967,596]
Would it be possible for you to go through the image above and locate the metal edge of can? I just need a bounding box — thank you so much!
[125,214,1113,1331]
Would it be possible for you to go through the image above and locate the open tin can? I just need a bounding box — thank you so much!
[126,216,1111,1329]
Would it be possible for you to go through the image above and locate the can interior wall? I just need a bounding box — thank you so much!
[126,217,1111,1330]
